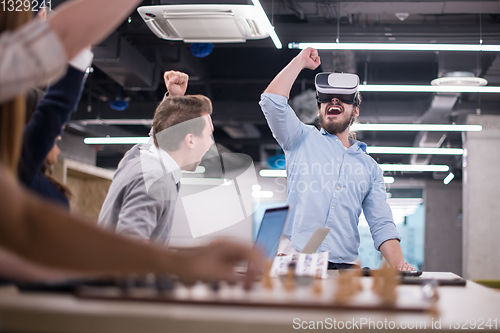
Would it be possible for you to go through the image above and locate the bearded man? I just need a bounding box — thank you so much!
[259,48,414,271]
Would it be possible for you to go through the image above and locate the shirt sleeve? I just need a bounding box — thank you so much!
[115,176,166,242]
[362,163,401,250]
[259,93,307,150]
[0,19,67,103]
[19,66,86,185]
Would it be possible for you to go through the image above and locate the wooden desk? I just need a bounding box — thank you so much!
[0,272,498,333]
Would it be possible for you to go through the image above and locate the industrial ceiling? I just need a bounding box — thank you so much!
[58,0,500,180]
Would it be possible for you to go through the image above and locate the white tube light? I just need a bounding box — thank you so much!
[259,169,286,178]
[181,166,206,174]
[260,165,448,176]
[252,190,274,198]
[357,84,500,93]
[180,178,232,186]
[351,124,482,132]
[443,172,455,185]
[379,164,449,172]
[252,184,262,191]
[251,0,282,49]
[384,177,395,184]
[366,147,464,155]
[289,42,500,52]
[84,137,149,144]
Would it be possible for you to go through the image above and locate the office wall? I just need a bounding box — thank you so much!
[463,114,500,280]
[423,180,463,275]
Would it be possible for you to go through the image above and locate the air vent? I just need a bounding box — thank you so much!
[138,5,271,43]
[245,19,260,36]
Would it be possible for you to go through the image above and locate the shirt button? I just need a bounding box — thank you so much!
[337,186,340,190]
[331,206,334,209]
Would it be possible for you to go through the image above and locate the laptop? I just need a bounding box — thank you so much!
[253,206,290,259]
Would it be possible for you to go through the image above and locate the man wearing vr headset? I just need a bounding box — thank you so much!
[259,48,414,271]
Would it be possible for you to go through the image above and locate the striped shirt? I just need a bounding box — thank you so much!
[0,19,66,103]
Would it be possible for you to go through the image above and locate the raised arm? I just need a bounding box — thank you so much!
[19,65,86,183]
[259,48,321,150]
[0,0,142,103]
[264,47,321,98]
[164,71,189,97]
[48,0,143,60]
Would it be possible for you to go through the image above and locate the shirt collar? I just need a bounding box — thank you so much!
[147,138,182,185]
[320,128,367,154]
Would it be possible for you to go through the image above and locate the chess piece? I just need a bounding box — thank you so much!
[352,269,363,294]
[333,271,354,304]
[155,275,176,293]
[377,262,399,306]
[283,263,296,292]
[209,281,221,292]
[262,259,274,290]
[333,269,362,304]
[312,271,323,295]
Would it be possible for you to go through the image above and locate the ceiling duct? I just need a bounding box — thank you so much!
[93,32,159,91]
[411,71,485,166]
[137,5,271,43]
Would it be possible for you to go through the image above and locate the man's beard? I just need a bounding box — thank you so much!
[319,109,356,135]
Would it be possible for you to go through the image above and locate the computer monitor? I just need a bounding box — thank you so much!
[254,206,289,259]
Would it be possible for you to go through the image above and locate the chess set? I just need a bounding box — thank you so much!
[73,206,438,313]
[75,262,438,314]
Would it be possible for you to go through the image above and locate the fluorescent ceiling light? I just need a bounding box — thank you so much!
[259,169,286,178]
[386,198,424,206]
[180,178,232,186]
[366,147,463,155]
[260,165,448,176]
[357,84,500,93]
[84,137,149,144]
[379,164,449,172]
[443,172,455,185]
[252,184,262,191]
[351,124,482,132]
[251,0,282,49]
[384,177,395,184]
[289,42,500,52]
[252,190,274,198]
[181,166,206,174]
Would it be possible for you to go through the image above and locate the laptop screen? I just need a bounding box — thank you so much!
[254,206,289,259]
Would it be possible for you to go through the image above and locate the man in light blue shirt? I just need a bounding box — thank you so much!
[259,48,414,270]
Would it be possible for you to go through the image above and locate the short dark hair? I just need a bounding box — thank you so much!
[152,95,212,151]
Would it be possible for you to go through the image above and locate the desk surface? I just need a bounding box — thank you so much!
[0,272,498,333]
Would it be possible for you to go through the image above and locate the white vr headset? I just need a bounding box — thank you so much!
[315,72,360,105]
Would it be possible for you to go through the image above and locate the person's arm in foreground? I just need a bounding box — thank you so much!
[0,168,261,285]
[48,0,143,60]
[379,239,415,271]
[0,0,143,103]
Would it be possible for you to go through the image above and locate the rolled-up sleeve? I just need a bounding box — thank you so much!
[259,93,306,150]
[362,164,401,250]
[0,19,67,103]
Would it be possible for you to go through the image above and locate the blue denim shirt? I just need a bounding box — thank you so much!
[260,93,401,263]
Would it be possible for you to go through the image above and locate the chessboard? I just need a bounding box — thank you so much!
[75,267,436,313]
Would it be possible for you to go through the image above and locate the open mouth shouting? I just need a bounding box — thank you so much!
[326,104,343,117]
